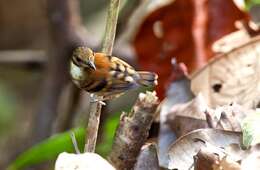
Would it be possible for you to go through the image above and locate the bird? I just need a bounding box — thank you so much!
[70,47,158,100]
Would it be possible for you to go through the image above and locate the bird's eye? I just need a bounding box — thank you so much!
[76,57,82,63]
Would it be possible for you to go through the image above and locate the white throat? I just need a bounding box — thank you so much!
[70,62,85,80]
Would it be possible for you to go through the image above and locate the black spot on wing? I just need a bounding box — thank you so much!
[88,79,107,92]
[115,63,121,71]
[111,71,119,78]
[108,81,138,91]
[81,80,95,90]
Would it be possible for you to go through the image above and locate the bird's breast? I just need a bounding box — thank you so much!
[70,62,87,81]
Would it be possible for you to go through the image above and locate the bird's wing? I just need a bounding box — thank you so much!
[95,77,138,100]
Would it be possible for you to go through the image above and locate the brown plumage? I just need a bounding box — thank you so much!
[70,47,158,100]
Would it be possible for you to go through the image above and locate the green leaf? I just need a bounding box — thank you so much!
[242,112,260,149]
[245,0,260,10]
[7,127,85,170]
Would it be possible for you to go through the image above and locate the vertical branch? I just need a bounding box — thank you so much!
[102,0,120,55]
[85,0,121,153]
[85,99,103,152]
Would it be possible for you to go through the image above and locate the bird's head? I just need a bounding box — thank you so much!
[71,47,96,70]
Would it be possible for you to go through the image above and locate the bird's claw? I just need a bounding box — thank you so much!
[90,99,106,105]
[90,94,106,105]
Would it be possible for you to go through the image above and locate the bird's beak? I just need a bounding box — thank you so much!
[88,60,96,70]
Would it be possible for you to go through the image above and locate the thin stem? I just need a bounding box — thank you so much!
[85,0,121,153]
[70,132,81,154]
[102,0,121,55]
[84,98,103,152]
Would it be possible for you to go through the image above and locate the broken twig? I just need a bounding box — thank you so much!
[108,91,159,169]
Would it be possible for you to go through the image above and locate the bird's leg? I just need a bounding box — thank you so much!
[90,94,106,105]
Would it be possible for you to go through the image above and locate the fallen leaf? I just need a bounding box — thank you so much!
[166,94,209,137]
[191,36,260,109]
[212,20,260,53]
[206,103,246,132]
[166,95,245,137]
[168,129,241,170]
[194,142,260,170]
[133,0,247,98]
[225,143,260,170]
[212,156,241,170]
[212,29,251,53]
[195,147,220,170]
[194,147,241,170]
[158,68,194,167]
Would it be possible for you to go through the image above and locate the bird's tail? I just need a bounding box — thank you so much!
[137,71,158,87]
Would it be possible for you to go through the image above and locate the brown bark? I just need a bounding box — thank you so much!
[108,91,159,170]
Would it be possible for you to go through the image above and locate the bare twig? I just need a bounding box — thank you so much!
[102,0,120,55]
[85,0,121,153]
[108,91,159,169]
[84,98,103,153]
[70,132,81,154]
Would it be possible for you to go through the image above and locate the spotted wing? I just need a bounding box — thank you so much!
[98,56,139,99]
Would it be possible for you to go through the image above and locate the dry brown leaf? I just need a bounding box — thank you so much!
[225,143,260,170]
[212,156,241,170]
[194,147,241,170]
[133,0,247,99]
[158,70,194,167]
[117,0,174,44]
[195,147,223,170]
[194,142,260,170]
[166,95,245,137]
[212,20,260,54]
[168,129,241,170]
[212,30,251,53]
[166,94,208,137]
[191,36,260,109]
[206,103,246,132]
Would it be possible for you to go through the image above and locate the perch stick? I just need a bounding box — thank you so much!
[85,0,121,153]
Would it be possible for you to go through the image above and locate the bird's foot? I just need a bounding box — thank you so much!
[90,94,106,105]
